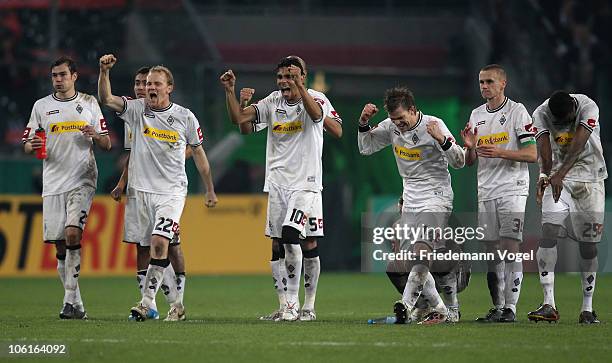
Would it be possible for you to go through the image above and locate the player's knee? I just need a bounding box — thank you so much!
[579,243,597,260]
[301,238,317,252]
[64,228,81,245]
[281,226,301,245]
[55,241,66,255]
[541,223,559,248]
[302,245,319,259]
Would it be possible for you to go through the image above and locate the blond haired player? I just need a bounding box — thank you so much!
[358,86,465,324]
[110,67,214,320]
[461,64,537,323]
[23,56,111,319]
[98,54,216,321]
[528,91,606,324]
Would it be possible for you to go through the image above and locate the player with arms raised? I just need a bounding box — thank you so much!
[98,54,215,321]
[220,56,337,321]
[235,56,342,322]
[358,86,465,324]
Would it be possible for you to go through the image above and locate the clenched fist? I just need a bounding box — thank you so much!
[359,103,379,125]
[99,54,117,71]
[220,70,236,91]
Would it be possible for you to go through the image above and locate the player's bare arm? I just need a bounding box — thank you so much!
[460,123,478,166]
[536,134,552,205]
[81,125,111,150]
[98,54,125,113]
[549,124,591,202]
[191,145,218,208]
[111,155,129,202]
[238,87,255,135]
[220,70,256,125]
[323,116,342,138]
[288,65,323,121]
[476,143,536,162]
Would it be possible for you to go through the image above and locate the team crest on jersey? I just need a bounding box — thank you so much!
[296,105,302,114]
[272,120,303,134]
[499,115,506,125]
[143,125,179,142]
[167,115,175,125]
[411,133,419,145]
[49,121,88,134]
[477,132,509,146]
[46,110,59,115]
[393,145,422,160]
[76,104,83,114]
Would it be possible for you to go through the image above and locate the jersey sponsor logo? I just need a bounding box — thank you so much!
[45,110,59,115]
[49,121,88,134]
[197,127,203,142]
[272,120,303,134]
[143,125,179,142]
[393,145,422,160]
[100,118,108,131]
[477,132,509,146]
[554,132,573,146]
[587,119,596,128]
[22,127,31,141]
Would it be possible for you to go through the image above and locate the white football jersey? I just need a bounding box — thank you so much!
[23,92,107,196]
[118,98,203,196]
[251,89,339,192]
[469,97,535,201]
[533,94,607,182]
[358,112,464,208]
[124,123,132,150]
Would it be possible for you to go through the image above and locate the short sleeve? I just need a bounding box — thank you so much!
[513,104,535,147]
[577,98,599,133]
[124,123,132,150]
[117,97,142,127]
[91,99,108,135]
[532,105,550,139]
[251,93,274,128]
[186,110,203,147]
[22,103,40,143]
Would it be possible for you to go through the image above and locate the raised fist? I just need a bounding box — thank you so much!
[359,103,379,125]
[99,54,117,71]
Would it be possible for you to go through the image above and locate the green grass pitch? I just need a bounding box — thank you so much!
[1,273,610,362]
